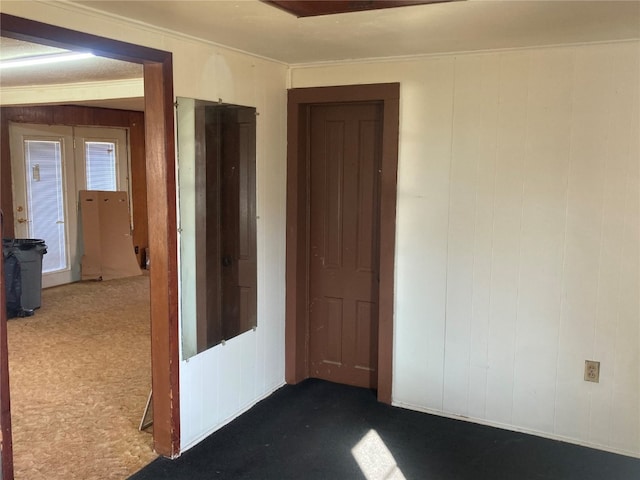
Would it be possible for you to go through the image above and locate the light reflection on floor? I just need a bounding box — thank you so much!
[351,429,407,480]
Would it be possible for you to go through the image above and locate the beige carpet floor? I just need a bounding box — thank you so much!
[7,275,157,479]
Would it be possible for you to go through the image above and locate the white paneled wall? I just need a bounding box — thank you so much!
[172,42,288,450]
[291,41,640,456]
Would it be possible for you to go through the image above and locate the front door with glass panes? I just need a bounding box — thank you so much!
[9,123,129,288]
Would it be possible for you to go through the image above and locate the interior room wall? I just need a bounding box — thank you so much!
[170,37,287,453]
[290,40,640,457]
[0,1,288,452]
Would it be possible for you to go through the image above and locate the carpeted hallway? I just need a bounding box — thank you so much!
[7,275,156,479]
[130,378,640,480]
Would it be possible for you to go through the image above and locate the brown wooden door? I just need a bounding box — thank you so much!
[220,107,257,341]
[199,105,257,349]
[308,102,382,389]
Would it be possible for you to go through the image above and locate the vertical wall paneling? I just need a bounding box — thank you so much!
[554,44,612,444]
[392,59,456,410]
[217,340,243,423]
[511,48,573,434]
[606,42,640,453]
[465,56,500,421]
[291,41,640,457]
[443,54,501,418]
[484,52,529,426]
[256,65,287,400]
[442,55,482,416]
[175,51,288,450]
[174,49,286,449]
[179,354,203,439]
[199,346,220,435]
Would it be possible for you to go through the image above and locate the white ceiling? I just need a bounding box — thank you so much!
[73,0,640,64]
[0,0,638,111]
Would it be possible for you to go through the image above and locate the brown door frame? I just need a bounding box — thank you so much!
[0,13,180,471]
[1,211,13,480]
[285,83,400,404]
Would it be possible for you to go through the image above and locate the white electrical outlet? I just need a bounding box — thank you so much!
[584,360,600,383]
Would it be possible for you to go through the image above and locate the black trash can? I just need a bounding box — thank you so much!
[2,238,47,315]
[3,245,23,318]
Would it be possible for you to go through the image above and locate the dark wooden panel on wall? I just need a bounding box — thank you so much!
[263,0,454,17]
[0,115,14,235]
[194,105,258,352]
[0,105,148,267]
[0,211,14,480]
[128,114,148,268]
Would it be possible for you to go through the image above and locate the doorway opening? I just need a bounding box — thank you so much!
[285,83,400,403]
[2,107,152,478]
[0,13,179,479]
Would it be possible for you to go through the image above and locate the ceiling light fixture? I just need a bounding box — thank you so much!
[0,52,94,69]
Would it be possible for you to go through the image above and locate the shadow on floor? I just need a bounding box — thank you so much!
[129,378,640,480]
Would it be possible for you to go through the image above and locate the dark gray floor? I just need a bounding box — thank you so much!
[130,379,640,480]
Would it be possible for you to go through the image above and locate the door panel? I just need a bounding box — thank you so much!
[308,103,382,389]
[9,124,76,288]
[220,107,257,341]
[197,104,257,350]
